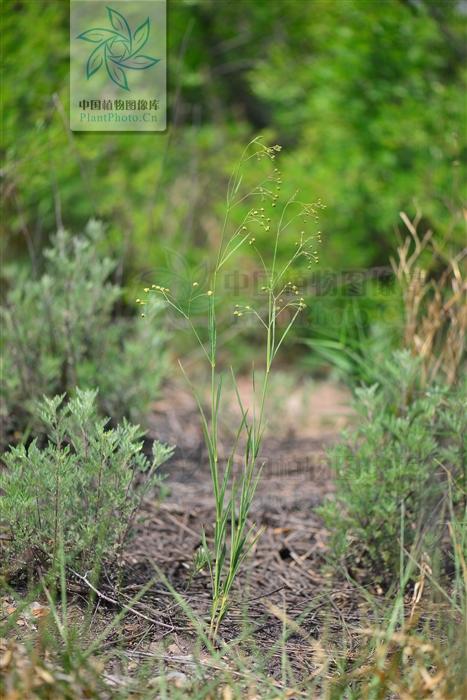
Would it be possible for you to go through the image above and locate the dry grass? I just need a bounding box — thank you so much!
[1,520,465,699]
[392,211,466,386]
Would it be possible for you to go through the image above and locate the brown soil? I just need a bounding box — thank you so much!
[3,377,363,683]
[109,377,361,675]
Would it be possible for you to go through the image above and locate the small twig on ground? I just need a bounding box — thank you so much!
[69,568,178,631]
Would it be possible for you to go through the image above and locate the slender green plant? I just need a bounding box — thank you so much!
[139,138,323,635]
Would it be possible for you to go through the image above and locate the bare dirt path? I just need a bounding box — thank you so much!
[119,376,356,669]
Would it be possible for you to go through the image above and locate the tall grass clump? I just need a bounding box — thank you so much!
[0,221,168,446]
[139,138,323,635]
[302,210,466,389]
[392,211,466,387]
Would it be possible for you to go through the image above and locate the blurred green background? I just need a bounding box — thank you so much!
[2,0,466,369]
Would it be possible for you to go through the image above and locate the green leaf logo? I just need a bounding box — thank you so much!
[77,6,160,91]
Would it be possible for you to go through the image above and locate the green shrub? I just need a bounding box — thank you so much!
[0,221,168,443]
[0,389,173,575]
[3,1,465,274]
[319,351,466,583]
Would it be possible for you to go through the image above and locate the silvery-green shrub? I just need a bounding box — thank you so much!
[0,221,167,443]
[319,351,466,583]
[0,389,173,573]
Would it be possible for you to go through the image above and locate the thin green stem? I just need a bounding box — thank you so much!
[148,139,321,637]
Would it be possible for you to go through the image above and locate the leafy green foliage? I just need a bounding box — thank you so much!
[0,389,173,574]
[0,221,167,442]
[2,0,464,374]
[319,351,466,582]
[2,0,465,277]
